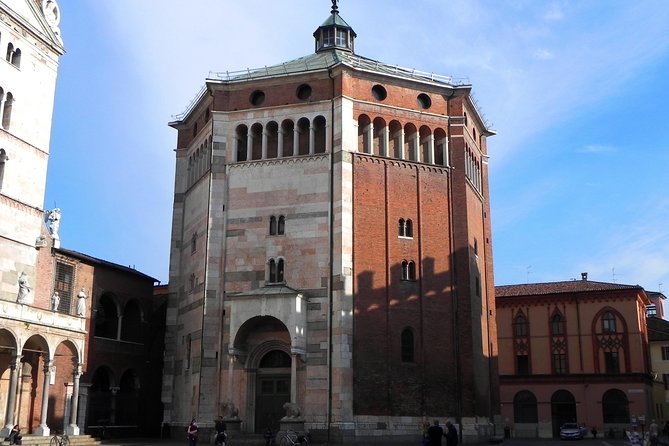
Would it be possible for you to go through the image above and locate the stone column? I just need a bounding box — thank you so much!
[116,315,123,341]
[261,128,268,159]
[427,134,435,164]
[109,386,120,425]
[34,358,52,436]
[246,133,253,161]
[412,133,420,161]
[277,129,284,158]
[290,353,298,403]
[293,128,300,156]
[398,129,405,160]
[381,126,389,157]
[366,123,373,154]
[309,124,315,155]
[0,355,20,436]
[65,365,82,435]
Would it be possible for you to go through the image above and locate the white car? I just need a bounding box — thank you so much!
[560,423,588,440]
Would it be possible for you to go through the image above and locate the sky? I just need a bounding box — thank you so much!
[45,0,669,294]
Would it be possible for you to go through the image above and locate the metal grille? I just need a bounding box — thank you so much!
[54,261,74,313]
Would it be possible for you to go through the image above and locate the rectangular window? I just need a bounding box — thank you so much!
[516,355,530,375]
[553,353,568,374]
[54,261,74,313]
[661,346,669,360]
[335,29,347,46]
[663,374,669,390]
[322,29,334,47]
[604,351,620,374]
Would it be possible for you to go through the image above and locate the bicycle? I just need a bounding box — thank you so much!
[50,432,70,446]
[279,430,309,446]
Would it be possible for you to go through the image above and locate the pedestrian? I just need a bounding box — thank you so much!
[187,419,199,446]
[6,424,21,445]
[427,419,444,446]
[214,416,227,446]
[445,420,458,446]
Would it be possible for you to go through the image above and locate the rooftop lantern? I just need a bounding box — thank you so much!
[314,0,356,54]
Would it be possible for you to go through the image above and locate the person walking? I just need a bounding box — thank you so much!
[187,419,199,446]
[427,419,445,446]
[445,420,458,446]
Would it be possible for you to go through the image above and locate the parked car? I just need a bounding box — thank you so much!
[560,423,588,440]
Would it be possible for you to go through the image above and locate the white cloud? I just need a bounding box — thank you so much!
[577,144,616,154]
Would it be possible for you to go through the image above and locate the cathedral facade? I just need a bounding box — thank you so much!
[163,4,499,442]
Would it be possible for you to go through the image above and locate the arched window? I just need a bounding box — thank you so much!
[10,48,20,68]
[551,312,565,336]
[398,218,414,238]
[95,294,119,339]
[5,43,13,62]
[514,313,528,338]
[401,260,416,281]
[513,390,538,423]
[2,92,13,129]
[268,258,285,283]
[401,328,415,363]
[277,215,285,235]
[236,125,248,161]
[120,300,142,343]
[0,148,7,192]
[269,216,277,235]
[602,389,630,423]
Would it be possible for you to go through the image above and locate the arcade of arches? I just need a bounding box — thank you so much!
[0,329,82,436]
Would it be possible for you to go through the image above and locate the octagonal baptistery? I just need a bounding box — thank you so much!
[163,2,499,443]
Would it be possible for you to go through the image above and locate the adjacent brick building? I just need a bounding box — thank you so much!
[163,3,498,443]
[496,275,654,438]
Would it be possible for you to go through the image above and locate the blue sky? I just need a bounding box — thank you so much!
[46,1,669,293]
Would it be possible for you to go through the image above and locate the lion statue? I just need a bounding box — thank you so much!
[220,401,240,420]
[282,402,302,419]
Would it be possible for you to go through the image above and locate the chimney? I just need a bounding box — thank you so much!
[581,272,588,281]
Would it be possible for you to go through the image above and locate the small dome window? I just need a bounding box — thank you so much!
[372,85,387,101]
[250,90,266,106]
[296,84,312,100]
[417,93,432,109]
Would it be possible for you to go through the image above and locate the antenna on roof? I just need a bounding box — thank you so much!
[612,267,617,283]
[526,265,532,283]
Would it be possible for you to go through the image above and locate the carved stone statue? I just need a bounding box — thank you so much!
[220,401,240,420]
[282,402,302,419]
[76,288,87,317]
[47,208,61,239]
[51,291,60,311]
[16,272,30,304]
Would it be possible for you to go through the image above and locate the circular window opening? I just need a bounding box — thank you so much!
[417,93,432,109]
[296,84,312,100]
[371,85,387,101]
[250,90,266,106]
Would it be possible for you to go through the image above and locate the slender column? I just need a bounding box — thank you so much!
[66,365,82,435]
[261,128,268,159]
[413,133,420,161]
[427,134,435,164]
[381,127,389,157]
[277,129,284,158]
[246,133,253,161]
[34,358,52,436]
[1,356,20,435]
[290,353,298,403]
[398,130,405,160]
[366,123,373,154]
[116,315,123,340]
[293,128,300,156]
[309,124,315,155]
[109,386,120,424]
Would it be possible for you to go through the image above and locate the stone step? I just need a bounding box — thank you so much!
[0,435,101,446]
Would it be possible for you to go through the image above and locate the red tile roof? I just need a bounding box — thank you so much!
[496,280,642,298]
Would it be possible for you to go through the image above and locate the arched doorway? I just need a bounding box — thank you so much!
[602,389,629,425]
[88,366,114,430]
[0,329,18,428]
[255,350,291,434]
[551,389,577,437]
